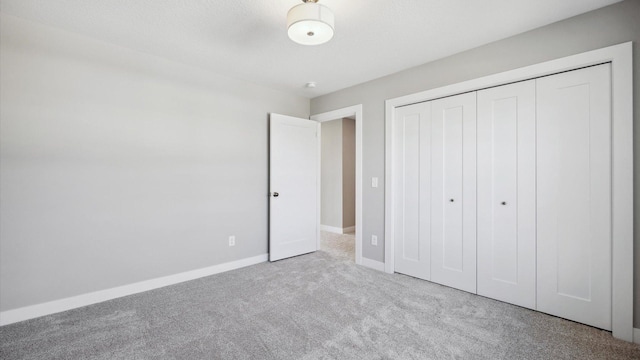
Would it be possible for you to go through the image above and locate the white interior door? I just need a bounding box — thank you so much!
[269,113,318,261]
[477,80,536,309]
[536,64,612,330]
[430,92,477,294]
[392,102,431,280]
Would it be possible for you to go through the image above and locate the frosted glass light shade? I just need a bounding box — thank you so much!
[287,2,334,45]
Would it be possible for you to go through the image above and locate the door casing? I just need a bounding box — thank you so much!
[311,105,364,266]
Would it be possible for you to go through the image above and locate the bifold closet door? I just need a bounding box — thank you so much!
[537,64,612,330]
[477,80,536,309]
[392,102,431,280]
[431,92,476,294]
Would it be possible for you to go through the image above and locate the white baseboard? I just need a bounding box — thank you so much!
[321,224,356,234]
[360,257,385,272]
[0,254,268,326]
[634,328,640,344]
[320,225,343,234]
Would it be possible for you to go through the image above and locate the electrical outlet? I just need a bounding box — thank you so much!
[371,235,378,246]
[228,236,236,247]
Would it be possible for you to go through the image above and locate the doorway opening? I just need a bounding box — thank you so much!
[311,105,363,265]
[319,117,356,261]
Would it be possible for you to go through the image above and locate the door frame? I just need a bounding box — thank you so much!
[311,104,363,266]
[384,42,633,341]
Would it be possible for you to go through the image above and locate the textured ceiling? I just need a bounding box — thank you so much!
[0,0,622,98]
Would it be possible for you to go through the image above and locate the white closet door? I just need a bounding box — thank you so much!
[393,102,431,280]
[477,80,536,309]
[537,64,612,330]
[431,92,477,293]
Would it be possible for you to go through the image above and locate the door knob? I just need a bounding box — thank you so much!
[450,199,454,202]
[273,192,279,197]
[501,201,507,205]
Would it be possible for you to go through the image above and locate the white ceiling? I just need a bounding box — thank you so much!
[0,0,622,98]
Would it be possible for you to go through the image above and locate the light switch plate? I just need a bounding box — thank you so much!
[371,177,379,188]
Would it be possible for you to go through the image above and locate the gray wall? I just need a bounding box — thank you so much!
[0,14,309,312]
[320,120,343,228]
[310,0,640,325]
[342,119,356,229]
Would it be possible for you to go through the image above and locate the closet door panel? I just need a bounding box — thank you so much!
[536,64,611,330]
[477,80,536,309]
[431,92,476,294]
[393,102,431,280]
[443,107,464,270]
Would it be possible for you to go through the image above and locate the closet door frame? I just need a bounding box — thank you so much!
[384,42,633,342]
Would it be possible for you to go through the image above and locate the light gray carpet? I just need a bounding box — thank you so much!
[320,230,355,261]
[1,234,639,359]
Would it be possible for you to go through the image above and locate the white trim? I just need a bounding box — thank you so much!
[360,257,386,272]
[384,42,633,341]
[321,224,344,234]
[320,225,356,234]
[634,328,640,345]
[316,121,322,251]
[0,254,268,326]
[311,104,364,266]
[610,42,634,343]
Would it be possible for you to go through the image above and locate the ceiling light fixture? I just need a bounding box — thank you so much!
[287,0,334,46]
